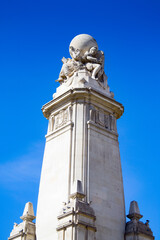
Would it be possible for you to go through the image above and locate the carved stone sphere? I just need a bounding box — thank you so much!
[69,34,98,58]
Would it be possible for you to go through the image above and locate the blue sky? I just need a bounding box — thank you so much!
[0,0,160,239]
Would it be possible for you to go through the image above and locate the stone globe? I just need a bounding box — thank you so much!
[69,34,98,58]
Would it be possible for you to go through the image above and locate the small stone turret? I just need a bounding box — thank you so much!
[125,201,154,240]
[9,202,36,240]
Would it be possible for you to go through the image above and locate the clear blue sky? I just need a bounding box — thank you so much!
[0,0,160,239]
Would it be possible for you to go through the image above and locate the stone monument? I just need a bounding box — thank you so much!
[8,34,155,240]
[36,34,125,240]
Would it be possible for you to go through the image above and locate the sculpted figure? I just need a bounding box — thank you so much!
[69,46,81,61]
[84,46,104,80]
[57,58,82,84]
[57,57,73,84]
[57,47,83,84]
[56,34,110,92]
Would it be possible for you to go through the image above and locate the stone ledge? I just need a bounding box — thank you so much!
[75,220,97,231]
[87,120,118,141]
[46,121,73,141]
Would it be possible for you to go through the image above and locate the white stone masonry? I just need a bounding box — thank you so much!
[36,34,125,240]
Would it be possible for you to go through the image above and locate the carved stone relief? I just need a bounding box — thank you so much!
[48,107,72,133]
[96,110,105,127]
[55,109,68,130]
[90,108,117,133]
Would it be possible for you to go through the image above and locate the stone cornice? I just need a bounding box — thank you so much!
[42,87,124,119]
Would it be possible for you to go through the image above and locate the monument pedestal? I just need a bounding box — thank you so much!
[36,85,125,240]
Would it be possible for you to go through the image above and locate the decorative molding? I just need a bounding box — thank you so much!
[42,88,124,120]
[46,122,73,142]
[87,121,118,142]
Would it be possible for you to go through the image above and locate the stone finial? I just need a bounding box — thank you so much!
[9,202,36,240]
[125,201,154,240]
[127,200,143,221]
[20,202,36,222]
